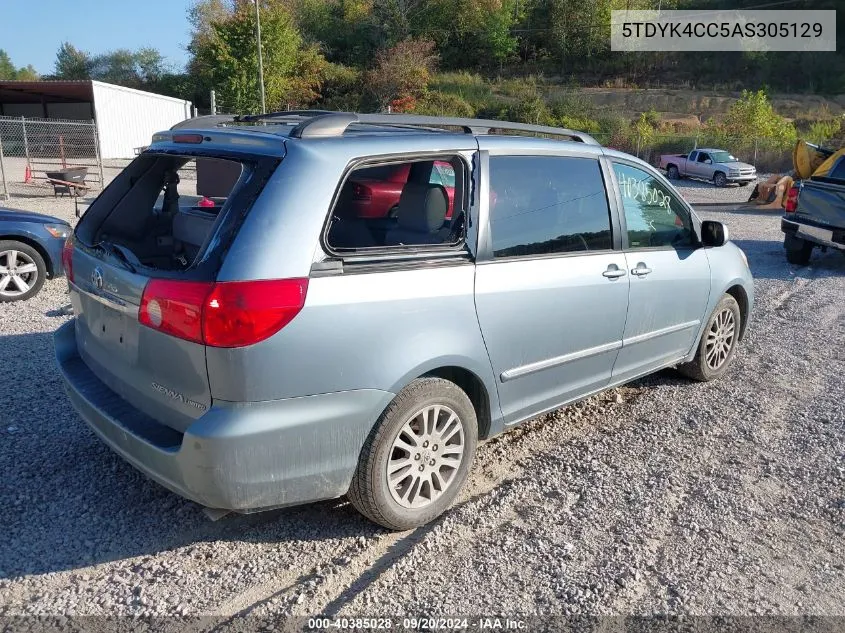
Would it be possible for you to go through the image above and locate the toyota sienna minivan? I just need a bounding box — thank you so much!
[55,112,753,530]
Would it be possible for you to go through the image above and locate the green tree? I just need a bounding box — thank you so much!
[722,89,796,144]
[366,37,438,110]
[296,0,380,66]
[409,0,518,69]
[0,50,41,80]
[0,50,17,79]
[55,42,91,79]
[90,49,141,85]
[55,43,172,89]
[634,109,661,146]
[134,48,170,83]
[190,0,327,113]
[807,118,842,145]
[187,0,231,83]
[15,65,39,80]
[372,0,425,45]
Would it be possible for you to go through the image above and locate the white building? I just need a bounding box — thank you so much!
[0,80,193,159]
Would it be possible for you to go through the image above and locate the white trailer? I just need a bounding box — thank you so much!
[91,81,193,159]
[0,80,193,159]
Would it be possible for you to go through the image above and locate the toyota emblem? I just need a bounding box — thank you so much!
[92,267,104,290]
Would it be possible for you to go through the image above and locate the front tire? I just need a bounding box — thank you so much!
[348,377,478,530]
[784,234,813,265]
[713,172,727,188]
[678,294,741,382]
[0,240,46,302]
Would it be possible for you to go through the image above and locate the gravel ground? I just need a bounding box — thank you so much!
[674,175,769,206]
[0,194,843,619]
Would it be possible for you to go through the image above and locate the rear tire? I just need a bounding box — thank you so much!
[678,294,741,382]
[784,234,813,265]
[348,377,478,530]
[713,172,727,188]
[667,165,680,180]
[0,240,46,302]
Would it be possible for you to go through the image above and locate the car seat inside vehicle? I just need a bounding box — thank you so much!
[326,157,464,251]
[384,183,450,245]
[84,155,244,271]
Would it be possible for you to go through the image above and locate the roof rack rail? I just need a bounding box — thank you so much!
[236,110,339,123]
[169,111,600,145]
[287,112,600,145]
[170,111,338,131]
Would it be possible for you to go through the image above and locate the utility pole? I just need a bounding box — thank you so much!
[254,0,267,114]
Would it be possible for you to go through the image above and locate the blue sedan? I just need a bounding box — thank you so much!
[0,208,71,302]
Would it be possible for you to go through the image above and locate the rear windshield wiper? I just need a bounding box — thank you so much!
[97,240,138,274]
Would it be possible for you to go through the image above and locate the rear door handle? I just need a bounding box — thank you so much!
[631,263,653,276]
[602,265,627,279]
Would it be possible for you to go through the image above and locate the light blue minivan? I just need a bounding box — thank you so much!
[55,112,753,530]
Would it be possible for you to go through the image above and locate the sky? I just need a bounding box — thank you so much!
[0,0,194,74]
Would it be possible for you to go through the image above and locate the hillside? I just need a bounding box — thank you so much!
[542,87,845,123]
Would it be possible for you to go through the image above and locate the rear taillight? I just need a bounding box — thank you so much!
[139,280,209,344]
[139,278,309,348]
[61,239,74,282]
[785,185,800,212]
[203,279,309,347]
[352,183,371,200]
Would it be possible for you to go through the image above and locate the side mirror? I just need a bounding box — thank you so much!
[701,220,729,247]
[704,159,712,164]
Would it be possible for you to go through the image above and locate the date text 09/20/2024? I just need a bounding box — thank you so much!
[307,617,527,630]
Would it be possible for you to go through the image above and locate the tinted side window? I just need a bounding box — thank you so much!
[489,156,613,258]
[612,162,695,249]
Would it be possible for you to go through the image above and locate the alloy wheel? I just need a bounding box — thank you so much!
[387,404,465,509]
[0,249,39,299]
[705,308,736,370]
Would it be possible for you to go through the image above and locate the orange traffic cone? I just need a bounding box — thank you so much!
[23,163,32,183]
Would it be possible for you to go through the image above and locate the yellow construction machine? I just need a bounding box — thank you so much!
[748,140,845,209]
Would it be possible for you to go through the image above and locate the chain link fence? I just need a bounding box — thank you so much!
[1,115,837,202]
[0,116,104,201]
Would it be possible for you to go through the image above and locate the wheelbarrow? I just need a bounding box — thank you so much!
[45,167,89,197]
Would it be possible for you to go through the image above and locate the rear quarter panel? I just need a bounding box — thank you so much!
[209,134,497,414]
[205,263,497,404]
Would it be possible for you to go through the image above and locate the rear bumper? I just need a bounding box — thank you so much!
[54,320,394,511]
[782,217,845,251]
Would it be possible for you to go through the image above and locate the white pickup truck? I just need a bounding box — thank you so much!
[659,148,757,187]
